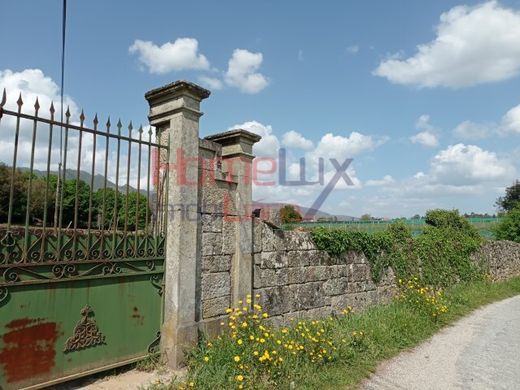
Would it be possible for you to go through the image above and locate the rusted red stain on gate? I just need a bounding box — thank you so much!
[0,318,60,383]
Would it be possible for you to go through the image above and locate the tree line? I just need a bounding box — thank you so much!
[0,163,150,231]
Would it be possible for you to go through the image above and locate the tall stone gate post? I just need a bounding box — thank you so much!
[205,130,260,306]
[145,81,210,368]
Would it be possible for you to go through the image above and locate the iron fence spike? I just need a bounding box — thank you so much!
[80,109,85,124]
[65,106,71,118]
[0,88,6,107]
[138,124,143,133]
[117,119,122,135]
[50,101,55,114]
[17,92,23,107]
[32,98,40,115]
[93,113,99,126]
[106,116,111,131]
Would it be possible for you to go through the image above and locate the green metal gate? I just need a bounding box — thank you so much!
[0,90,169,389]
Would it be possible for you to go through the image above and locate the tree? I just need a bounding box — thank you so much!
[360,214,372,221]
[279,205,302,224]
[494,204,520,243]
[29,177,54,224]
[120,192,150,231]
[95,188,123,229]
[0,163,27,223]
[60,178,95,228]
[496,180,520,212]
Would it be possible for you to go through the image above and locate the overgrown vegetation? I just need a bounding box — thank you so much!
[147,277,520,390]
[311,209,484,286]
[493,203,520,243]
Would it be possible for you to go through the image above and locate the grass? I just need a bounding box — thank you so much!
[147,276,520,390]
[135,354,162,372]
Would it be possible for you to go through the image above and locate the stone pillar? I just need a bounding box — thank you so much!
[205,129,261,306]
[145,81,210,368]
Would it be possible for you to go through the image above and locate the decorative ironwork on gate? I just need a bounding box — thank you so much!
[0,88,169,298]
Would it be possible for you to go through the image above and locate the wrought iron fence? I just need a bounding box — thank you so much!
[0,88,169,269]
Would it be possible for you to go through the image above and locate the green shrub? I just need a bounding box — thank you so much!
[424,209,479,238]
[310,227,392,282]
[493,204,520,243]
[311,210,483,287]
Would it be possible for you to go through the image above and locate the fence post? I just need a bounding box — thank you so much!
[205,129,261,306]
[145,81,210,368]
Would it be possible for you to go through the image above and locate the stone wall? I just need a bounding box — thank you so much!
[252,220,395,325]
[473,240,520,281]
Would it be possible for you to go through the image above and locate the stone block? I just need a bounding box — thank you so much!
[304,266,331,282]
[202,295,231,318]
[284,232,316,251]
[201,213,223,233]
[323,277,348,296]
[201,272,231,300]
[347,280,377,293]
[200,180,238,216]
[254,266,288,288]
[287,251,310,267]
[202,255,232,273]
[255,286,292,316]
[307,250,331,266]
[289,282,330,311]
[222,220,236,254]
[349,263,370,282]
[287,267,306,284]
[257,251,288,269]
[262,223,284,252]
[330,265,349,278]
[202,232,223,256]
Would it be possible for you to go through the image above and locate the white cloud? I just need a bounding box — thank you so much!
[374,1,520,88]
[346,45,359,55]
[350,143,517,217]
[452,120,492,139]
[228,121,279,156]
[129,37,210,74]
[0,68,77,116]
[429,143,516,185]
[500,103,520,135]
[366,175,395,186]
[281,130,313,150]
[311,131,382,160]
[198,75,223,90]
[410,115,439,147]
[410,131,439,147]
[224,49,269,94]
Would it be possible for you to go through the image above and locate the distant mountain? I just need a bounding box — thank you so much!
[19,168,144,193]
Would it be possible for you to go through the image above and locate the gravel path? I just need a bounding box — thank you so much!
[361,295,520,390]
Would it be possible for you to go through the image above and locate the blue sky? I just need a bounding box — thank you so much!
[1,0,520,218]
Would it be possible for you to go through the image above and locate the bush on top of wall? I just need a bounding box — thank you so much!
[493,204,520,243]
[311,209,484,287]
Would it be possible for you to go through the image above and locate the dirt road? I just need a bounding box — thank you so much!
[362,295,520,390]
